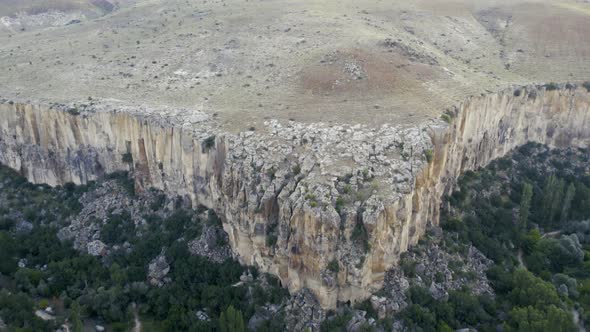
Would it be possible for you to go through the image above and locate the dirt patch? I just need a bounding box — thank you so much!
[299,48,439,97]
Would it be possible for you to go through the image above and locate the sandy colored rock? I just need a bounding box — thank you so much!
[1,86,590,308]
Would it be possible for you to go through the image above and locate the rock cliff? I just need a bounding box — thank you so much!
[1,85,589,308]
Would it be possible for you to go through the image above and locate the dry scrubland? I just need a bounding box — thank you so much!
[0,0,589,130]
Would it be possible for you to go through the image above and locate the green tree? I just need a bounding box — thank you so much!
[508,269,560,308]
[71,301,83,332]
[507,305,575,332]
[109,263,128,285]
[541,175,565,225]
[219,305,246,332]
[400,304,437,331]
[327,259,340,273]
[519,182,533,228]
[437,322,454,332]
[521,229,541,254]
[0,231,17,274]
[560,183,575,223]
[0,290,51,330]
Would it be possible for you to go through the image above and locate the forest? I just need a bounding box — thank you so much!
[0,168,287,331]
[395,143,590,332]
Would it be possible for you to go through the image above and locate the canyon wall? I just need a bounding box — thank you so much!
[0,86,589,308]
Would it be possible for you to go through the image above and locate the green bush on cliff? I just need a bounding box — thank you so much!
[327,259,340,273]
[544,82,559,91]
[266,234,278,247]
[203,135,216,151]
[121,152,133,163]
[441,113,452,123]
[424,149,434,163]
[67,107,80,116]
[351,220,370,253]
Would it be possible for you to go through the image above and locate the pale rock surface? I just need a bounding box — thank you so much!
[87,240,107,256]
[188,224,232,263]
[148,253,170,287]
[283,289,326,332]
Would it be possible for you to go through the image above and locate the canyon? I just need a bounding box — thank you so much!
[2,0,590,314]
[1,84,589,308]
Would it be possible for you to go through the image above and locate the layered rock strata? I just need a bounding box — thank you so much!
[1,85,589,308]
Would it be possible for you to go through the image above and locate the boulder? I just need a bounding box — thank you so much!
[87,240,107,256]
[148,252,170,287]
[196,311,210,321]
[188,224,232,263]
[284,289,325,332]
[15,220,33,234]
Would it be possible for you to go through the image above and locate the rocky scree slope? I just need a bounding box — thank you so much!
[0,85,589,308]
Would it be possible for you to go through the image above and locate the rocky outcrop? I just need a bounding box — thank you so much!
[87,240,107,257]
[148,252,171,287]
[1,85,589,308]
[188,224,233,263]
[283,289,326,331]
[374,228,494,318]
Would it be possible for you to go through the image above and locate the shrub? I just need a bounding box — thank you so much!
[121,152,133,164]
[514,89,522,97]
[351,221,370,253]
[266,234,277,247]
[424,149,434,163]
[544,82,559,91]
[335,197,345,213]
[305,194,319,207]
[106,171,135,196]
[583,81,590,92]
[354,299,378,319]
[338,173,354,184]
[343,185,352,194]
[207,209,222,226]
[202,136,216,151]
[38,299,49,309]
[401,260,417,277]
[264,222,278,248]
[327,259,340,273]
[218,306,246,332]
[292,164,301,175]
[320,313,352,332]
[362,169,370,180]
[441,113,452,123]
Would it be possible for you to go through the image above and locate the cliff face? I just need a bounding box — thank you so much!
[1,86,589,308]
